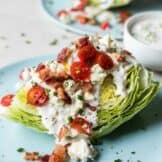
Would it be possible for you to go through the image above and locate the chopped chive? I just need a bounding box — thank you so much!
[77,95,84,101]
[25,40,31,44]
[114,159,122,162]
[77,109,84,115]
[53,92,57,96]
[17,147,25,153]
[45,89,50,96]
[131,151,136,154]
[49,39,58,46]
[67,116,73,123]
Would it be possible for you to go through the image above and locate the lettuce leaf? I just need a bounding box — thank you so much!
[92,66,160,139]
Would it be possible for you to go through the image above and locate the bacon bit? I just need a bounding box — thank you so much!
[57,48,71,63]
[74,37,89,48]
[39,68,55,83]
[24,152,40,161]
[113,53,126,62]
[39,155,50,162]
[85,103,97,111]
[120,11,132,23]
[50,81,62,89]
[70,117,92,136]
[55,71,70,81]
[49,145,67,162]
[57,87,72,104]
[58,125,69,141]
[75,15,88,24]
[100,22,111,30]
[57,10,68,17]
[36,63,46,72]
[81,82,93,92]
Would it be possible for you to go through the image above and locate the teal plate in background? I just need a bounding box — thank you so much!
[41,0,162,40]
[0,55,162,162]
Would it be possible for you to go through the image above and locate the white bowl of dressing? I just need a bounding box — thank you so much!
[124,11,162,72]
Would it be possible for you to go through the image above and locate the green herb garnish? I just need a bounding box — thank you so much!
[131,151,136,154]
[17,147,25,153]
[114,159,122,162]
[50,39,58,46]
[77,109,84,115]
[31,81,38,86]
[53,92,57,96]
[25,40,31,44]
[45,89,50,96]
[77,95,84,101]
[67,116,73,123]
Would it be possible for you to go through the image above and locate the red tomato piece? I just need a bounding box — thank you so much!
[100,21,111,30]
[78,45,97,66]
[95,53,114,70]
[58,125,69,141]
[27,86,48,106]
[70,61,90,80]
[0,94,14,107]
[70,117,92,136]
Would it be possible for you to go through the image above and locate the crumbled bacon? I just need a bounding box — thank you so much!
[57,48,71,63]
[57,87,72,104]
[74,37,90,48]
[49,145,67,162]
[81,82,93,92]
[36,63,46,72]
[55,71,70,81]
[39,68,55,83]
[39,155,50,162]
[58,125,69,141]
[113,53,126,62]
[24,152,40,161]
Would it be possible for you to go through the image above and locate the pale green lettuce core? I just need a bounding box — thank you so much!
[2,65,160,139]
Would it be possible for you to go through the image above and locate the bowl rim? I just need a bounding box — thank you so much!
[124,11,162,53]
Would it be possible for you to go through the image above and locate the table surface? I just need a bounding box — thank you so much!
[0,0,161,82]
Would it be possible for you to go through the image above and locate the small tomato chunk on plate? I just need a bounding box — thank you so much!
[27,85,48,106]
[0,94,14,107]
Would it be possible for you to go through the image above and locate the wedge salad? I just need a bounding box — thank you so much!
[0,35,160,162]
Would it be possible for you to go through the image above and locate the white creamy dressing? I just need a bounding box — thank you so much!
[131,19,162,50]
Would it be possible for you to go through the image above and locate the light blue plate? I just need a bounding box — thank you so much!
[41,0,162,40]
[0,55,162,162]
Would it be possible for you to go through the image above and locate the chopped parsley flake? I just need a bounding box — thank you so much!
[77,95,84,101]
[67,116,73,123]
[25,40,31,44]
[50,39,58,46]
[77,109,84,115]
[53,92,57,96]
[114,159,122,162]
[17,147,25,153]
[137,160,142,162]
[31,81,38,86]
[131,151,136,154]
[45,89,50,96]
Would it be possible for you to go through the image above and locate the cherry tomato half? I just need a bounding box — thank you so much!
[0,94,14,107]
[70,61,90,81]
[95,53,114,70]
[78,45,97,66]
[27,85,48,106]
[70,117,92,136]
